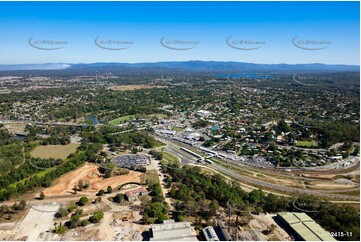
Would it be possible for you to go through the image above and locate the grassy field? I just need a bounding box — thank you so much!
[147,113,167,119]
[145,170,160,184]
[296,140,318,147]
[108,115,136,125]
[162,152,179,163]
[108,113,167,125]
[336,190,360,196]
[172,127,184,131]
[30,144,79,160]
[3,123,26,133]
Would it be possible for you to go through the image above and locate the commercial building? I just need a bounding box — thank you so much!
[277,212,336,241]
[150,219,198,241]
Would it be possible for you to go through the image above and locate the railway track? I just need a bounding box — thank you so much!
[156,135,360,201]
[210,162,359,201]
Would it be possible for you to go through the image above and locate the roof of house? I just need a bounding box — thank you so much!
[125,187,148,198]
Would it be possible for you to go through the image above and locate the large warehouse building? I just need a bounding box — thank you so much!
[150,220,198,241]
[277,212,336,241]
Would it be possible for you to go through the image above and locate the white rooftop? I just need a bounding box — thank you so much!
[150,220,198,241]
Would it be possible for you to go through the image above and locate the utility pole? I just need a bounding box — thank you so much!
[228,205,231,233]
[235,214,239,241]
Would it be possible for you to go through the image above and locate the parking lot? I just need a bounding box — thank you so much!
[11,203,60,241]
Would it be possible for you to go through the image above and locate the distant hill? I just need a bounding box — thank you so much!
[0,63,70,71]
[0,61,359,73]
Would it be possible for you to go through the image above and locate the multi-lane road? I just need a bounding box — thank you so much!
[0,119,93,127]
[155,135,360,201]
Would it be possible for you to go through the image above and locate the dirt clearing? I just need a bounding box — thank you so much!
[43,163,143,197]
[10,203,59,241]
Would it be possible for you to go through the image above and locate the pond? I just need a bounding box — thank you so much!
[86,115,101,125]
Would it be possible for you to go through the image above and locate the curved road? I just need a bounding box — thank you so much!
[156,135,360,201]
[209,162,359,200]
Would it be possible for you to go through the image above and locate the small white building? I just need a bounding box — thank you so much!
[202,226,219,241]
[186,132,201,141]
[330,155,343,160]
[196,110,211,116]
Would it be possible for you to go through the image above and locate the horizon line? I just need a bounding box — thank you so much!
[0,61,359,66]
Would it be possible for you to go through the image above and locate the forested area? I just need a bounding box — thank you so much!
[0,143,24,176]
[142,183,170,224]
[0,142,102,201]
[0,126,12,145]
[0,125,159,201]
[82,127,159,149]
[162,162,360,241]
[318,123,360,148]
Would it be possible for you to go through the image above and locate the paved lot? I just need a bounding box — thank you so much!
[12,203,59,241]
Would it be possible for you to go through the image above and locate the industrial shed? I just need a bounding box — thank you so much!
[277,212,336,241]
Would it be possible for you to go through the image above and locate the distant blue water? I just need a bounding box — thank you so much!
[211,125,218,131]
[216,73,273,79]
[86,115,101,125]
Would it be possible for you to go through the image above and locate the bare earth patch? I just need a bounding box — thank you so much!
[10,203,60,241]
[306,181,356,190]
[30,144,79,160]
[257,174,299,187]
[3,123,26,133]
[43,163,143,197]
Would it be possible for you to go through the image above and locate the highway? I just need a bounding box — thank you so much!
[165,144,199,164]
[209,162,358,200]
[0,119,94,127]
[155,135,360,201]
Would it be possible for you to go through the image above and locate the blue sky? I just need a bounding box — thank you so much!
[0,1,359,65]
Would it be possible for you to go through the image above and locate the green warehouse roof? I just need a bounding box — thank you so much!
[277,212,336,241]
